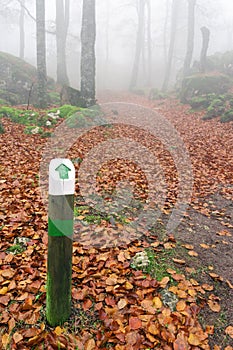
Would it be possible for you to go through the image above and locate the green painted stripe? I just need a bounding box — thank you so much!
[48,218,73,237]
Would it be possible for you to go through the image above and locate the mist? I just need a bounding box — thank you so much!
[0,0,233,91]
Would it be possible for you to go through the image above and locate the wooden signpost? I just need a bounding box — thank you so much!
[46,158,75,326]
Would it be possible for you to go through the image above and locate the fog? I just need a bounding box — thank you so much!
[0,0,233,90]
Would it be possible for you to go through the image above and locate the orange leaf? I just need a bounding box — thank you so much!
[1,333,9,348]
[117,298,128,310]
[208,300,221,312]
[226,280,233,289]
[152,297,162,309]
[54,326,64,336]
[83,299,92,311]
[188,250,198,257]
[188,333,201,346]
[85,338,95,350]
[172,258,186,265]
[176,300,186,312]
[148,323,159,335]
[129,317,142,330]
[217,230,232,237]
[0,287,8,295]
[159,276,169,288]
[13,332,23,344]
[225,326,233,338]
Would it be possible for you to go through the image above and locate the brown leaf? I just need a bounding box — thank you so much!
[148,323,159,335]
[188,250,198,257]
[208,300,221,312]
[83,299,93,311]
[172,258,186,265]
[217,230,232,237]
[176,300,186,312]
[117,298,128,310]
[226,280,233,289]
[13,332,23,344]
[85,338,95,350]
[129,316,142,330]
[188,333,201,346]
[152,296,162,309]
[225,326,233,338]
[159,276,170,288]
[106,275,118,286]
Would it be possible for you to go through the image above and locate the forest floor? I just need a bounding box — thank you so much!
[0,92,232,349]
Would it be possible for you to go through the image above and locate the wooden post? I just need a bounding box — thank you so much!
[46,158,75,326]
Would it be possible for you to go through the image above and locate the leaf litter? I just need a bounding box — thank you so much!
[0,94,232,349]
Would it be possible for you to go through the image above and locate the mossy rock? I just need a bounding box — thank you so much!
[0,51,55,105]
[180,73,232,103]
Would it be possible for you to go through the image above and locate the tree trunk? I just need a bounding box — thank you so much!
[129,0,146,91]
[19,0,25,59]
[56,0,70,85]
[183,0,196,77]
[162,0,179,92]
[80,0,96,107]
[36,0,47,108]
[163,0,170,66]
[146,0,152,87]
[200,26,210,73]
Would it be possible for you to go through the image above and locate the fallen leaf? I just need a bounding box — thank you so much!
[0,287,8,295]
[225,326,233,338]
[188,250,198,257]
[172,258,186,265]
[129,316,142,330]
[54,326,64,336]
[208,300,221,312]
[153,297,162,309]
[13,332,23,344]
[176,300,186,312]
[85,338,95,350]
[117,299,128,310]
[217,230,232,237]
[188,333,201,346]
[226,280,233,289]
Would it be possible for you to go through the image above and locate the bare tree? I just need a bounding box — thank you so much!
[80,0,96,107]
[183,0,196,77]
[146,0,152,87]
[129,0,146,90]
[19,0,25,59]
[36,0,47,108]
[200,26,210,73]
[162,0,179,91]
[56,0,70,85]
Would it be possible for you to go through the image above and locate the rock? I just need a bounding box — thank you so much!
[0,52,55,105]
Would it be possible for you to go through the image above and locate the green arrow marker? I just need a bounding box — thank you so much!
[47,159,75,327]
[55,164,71,180]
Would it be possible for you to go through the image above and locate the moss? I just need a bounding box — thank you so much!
[48,91,60,105]
[180,73,232,103]
[49,104,80,119]
[0,89,19,105]
[220,110,233,123]
[0,121,4,134]
[203,98,226,120]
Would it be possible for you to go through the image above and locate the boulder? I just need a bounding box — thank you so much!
[0,51,55,105]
